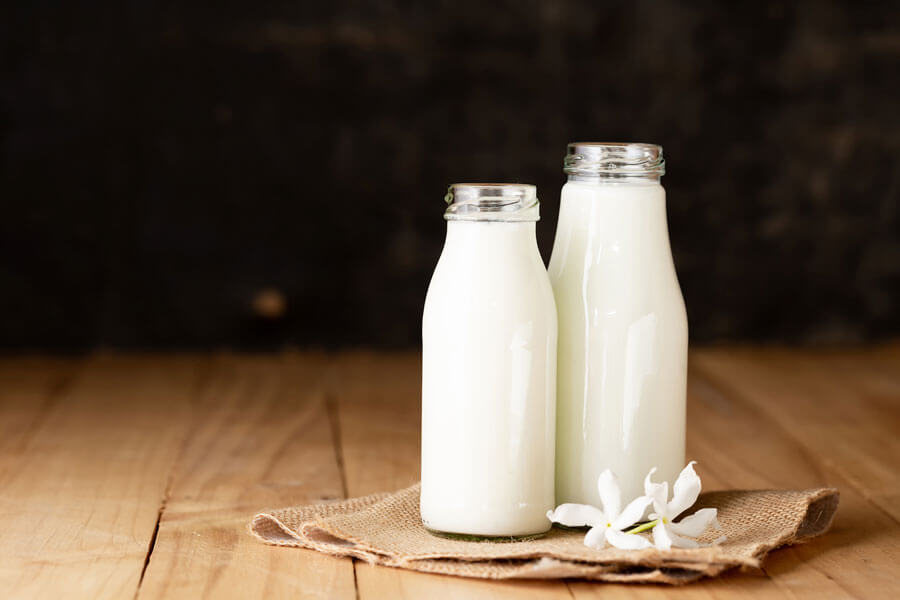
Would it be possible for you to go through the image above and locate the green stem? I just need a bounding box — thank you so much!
[626,519,659,534]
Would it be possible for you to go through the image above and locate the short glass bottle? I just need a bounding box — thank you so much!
[421,183,558,539]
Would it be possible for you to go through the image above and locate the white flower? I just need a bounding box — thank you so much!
[547,469,653,550]
[643,461,723,550]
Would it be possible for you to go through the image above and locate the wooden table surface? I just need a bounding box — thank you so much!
[1,347,898,599]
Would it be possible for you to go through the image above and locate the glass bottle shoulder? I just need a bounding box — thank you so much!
[425,222,554,321]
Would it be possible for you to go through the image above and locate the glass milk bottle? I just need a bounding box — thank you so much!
[421,183,557,538]
[549,143,687,505]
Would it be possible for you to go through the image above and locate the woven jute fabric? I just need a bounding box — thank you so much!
[249,484,838,584]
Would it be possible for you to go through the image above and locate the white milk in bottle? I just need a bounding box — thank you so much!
[549,143,687,504]
[421,183,557,538]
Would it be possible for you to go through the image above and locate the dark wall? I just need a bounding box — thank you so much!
[1,1,898,350]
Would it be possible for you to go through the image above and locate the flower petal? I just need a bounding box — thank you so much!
[668,508,719,538]
[651,522,672,550]
[644,471,669,517]
[643,467,658,495]
[668,461,701,518]
[610,495,652,530]
[606,528,652,550]
[668,530,701,548]
[547,503,606,528]
[597,469,621,520]
[584,526,607,549]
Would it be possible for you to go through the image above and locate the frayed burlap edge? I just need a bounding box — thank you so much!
[249,485,838,585]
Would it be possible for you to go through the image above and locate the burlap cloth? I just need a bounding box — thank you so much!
[249,484,838,584]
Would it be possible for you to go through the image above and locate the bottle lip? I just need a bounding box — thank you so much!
[444,183,540,222]
[564,142,665,179]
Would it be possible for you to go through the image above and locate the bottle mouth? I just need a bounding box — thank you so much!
[444,183,540,221]
[564,142,665,179]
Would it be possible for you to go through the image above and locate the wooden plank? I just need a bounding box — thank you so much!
[0,355,200,599]
[330,352,576,600]
[687,355,898,598]
[136,353,357,600]
[571,572,789,600]
[692,348,900,521]
[684,362,892,599]
[329,353,422,496]
[0,358,79,479]
[813,347,900,430]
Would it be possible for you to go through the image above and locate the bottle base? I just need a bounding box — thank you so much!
[423,526,549,543]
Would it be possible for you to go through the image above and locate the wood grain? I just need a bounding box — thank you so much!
[688,350,900,599]
[692,348,900,521]
[136,354,356,600]
[0,348,897,599]
[0,356,199,598]
[0,358,78,479]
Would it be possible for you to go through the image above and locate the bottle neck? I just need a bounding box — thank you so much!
[557,180,671,251]
[444,220,539,253]
[446,218,536,234]
[566,174,661,184]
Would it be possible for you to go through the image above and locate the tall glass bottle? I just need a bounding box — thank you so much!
[549,143,687,504]
[421,183,557,538]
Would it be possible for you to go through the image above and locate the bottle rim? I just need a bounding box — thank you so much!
[444,183,540,222]
[564,142,665,179]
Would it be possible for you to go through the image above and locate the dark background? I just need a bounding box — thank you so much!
[1,1,898,351]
